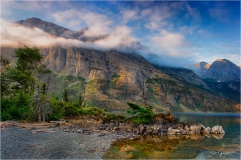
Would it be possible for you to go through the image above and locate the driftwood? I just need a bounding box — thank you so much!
[32,128,55,134]
[0,121,18,128]
[50,121,66,125]
[16,123,56,129]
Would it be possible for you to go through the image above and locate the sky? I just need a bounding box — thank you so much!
[1,0,240,67]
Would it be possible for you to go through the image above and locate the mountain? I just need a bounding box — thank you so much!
[202,59,240,82]
[187,61,210,77]
[1,18,239,113]
[194,61,211,69]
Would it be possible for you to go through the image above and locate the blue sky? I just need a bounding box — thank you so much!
[1,0,240,67]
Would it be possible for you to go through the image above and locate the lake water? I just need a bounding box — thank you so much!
[104,113,240,159]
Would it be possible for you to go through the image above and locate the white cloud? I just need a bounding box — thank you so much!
[142,5,173,31]
[51,9,112,37]
[151,30,192,57]
[121,10,139,24]
[94,26,137,49]
[0,19,138,53]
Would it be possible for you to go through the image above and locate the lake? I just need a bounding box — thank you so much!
[104,113,240,159]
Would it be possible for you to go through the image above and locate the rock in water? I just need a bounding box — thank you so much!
[211,125,225,134]
[203,127,211,134]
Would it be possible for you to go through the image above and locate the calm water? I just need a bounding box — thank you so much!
[104,113,240,159]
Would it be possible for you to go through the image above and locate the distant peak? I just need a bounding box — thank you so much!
[25,17,44,22]
[28,17,42,20]
[194,61,210,69]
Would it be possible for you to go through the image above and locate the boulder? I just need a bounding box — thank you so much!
[77,129,83,133]
[211,125,225,134]
[189,125,198,134]
[138,124,145,134]
[189,124,205,134]
[202,127,211,134]
[184,125,189,132]
[145,126,153,135]
[152,125,160,134]
[167,127,181,135]
[173,122,185,129]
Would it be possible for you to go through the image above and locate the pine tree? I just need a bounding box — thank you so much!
[63,89,69,102]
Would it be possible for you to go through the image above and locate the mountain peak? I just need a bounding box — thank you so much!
[215,59,229,63]
[16,17,71,37]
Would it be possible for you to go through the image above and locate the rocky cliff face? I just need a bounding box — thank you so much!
[202,59,240,82]
[1,47,239,113]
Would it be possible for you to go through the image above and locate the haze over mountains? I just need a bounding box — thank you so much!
[1,17,240,113]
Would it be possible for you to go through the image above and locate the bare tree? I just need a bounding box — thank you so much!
[139,80,149,107]
[33,64,51,122]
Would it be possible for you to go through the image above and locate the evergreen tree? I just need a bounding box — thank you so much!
[0,57,11,97]
[63,89,69,102]
[78,94,83,106]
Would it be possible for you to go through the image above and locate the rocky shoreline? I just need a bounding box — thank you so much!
[63,113,225,136]
[1,114,225,159]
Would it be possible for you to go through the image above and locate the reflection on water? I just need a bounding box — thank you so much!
[173,113,241,133]
[104,113,240,159]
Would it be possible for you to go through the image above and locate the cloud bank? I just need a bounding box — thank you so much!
[0,19,139,54]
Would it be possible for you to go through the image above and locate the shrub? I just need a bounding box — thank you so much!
[79,107,105,116]
[1,91,34,121]
[102,114,127,123]
[127,102,154,124]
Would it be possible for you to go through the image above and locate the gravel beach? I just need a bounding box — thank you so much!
[1,126,120,159]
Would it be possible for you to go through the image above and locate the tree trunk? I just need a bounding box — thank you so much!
[42,113,45,122]
[38,113,41,122]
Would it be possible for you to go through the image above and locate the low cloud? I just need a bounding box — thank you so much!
[0,19,139,54]
[151,30,192,57]
[51,9,112,37]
